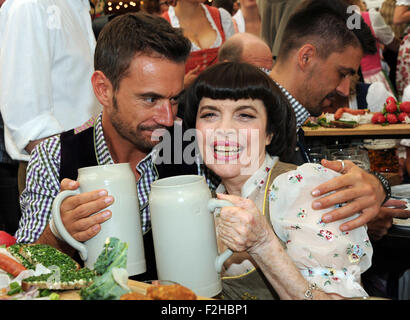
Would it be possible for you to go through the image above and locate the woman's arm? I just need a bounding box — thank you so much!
[393,5,410,25]
[216,193,343,300]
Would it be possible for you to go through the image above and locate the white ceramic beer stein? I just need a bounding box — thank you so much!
[52,163,146,276]
[149,175,233,297]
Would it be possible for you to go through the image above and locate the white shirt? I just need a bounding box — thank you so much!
[167,4,235,52]
[348,82,392,113]
[233,9,245,33]
[368,8,395,46]
[0,0,101,161]
[403,85,410,101]
[397,0,410,5]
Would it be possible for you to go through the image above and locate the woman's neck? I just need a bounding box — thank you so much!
[175,1,203,18]
[221,154,267,196]
[222,174,249,197]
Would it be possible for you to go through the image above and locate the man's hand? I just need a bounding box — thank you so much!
[310,159,385,232]
[58,178,113,242]
[367,199,410,240]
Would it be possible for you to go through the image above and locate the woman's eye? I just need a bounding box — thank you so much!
[238,113,256,119]
[199,112,216,119]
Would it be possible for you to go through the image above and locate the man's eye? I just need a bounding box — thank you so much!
[145,97,156,103]
[170,97,179,105]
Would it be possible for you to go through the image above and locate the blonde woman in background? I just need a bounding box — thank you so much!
[162,0,235,87]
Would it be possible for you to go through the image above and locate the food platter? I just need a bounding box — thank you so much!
[303,123,410,136]
[59,280,213,300]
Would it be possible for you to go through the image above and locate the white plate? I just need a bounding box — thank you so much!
[391,184,410,199]
[393,218,410,227]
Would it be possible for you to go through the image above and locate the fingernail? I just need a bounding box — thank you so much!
[92,224,100,232]
[98,190,108,197]
[340,225,348,232]
[322,214,331,222]
[102,211,111,218]
[311,189,321,196]
[69,181,77,187]
[312,201,322,209]
[104,196,114,204]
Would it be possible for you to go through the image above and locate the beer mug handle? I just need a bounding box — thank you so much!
[51,189,88,261]
[207,198,234,273]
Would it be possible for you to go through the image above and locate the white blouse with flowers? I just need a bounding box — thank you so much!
[270,162,372,298]
[216,154,372,298]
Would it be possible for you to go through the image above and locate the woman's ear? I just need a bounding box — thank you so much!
[91,71,114,107]
[265,132,273,146]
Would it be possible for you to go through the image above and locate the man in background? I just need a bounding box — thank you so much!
[0,0,21,234]
[0,0,101,194]
[218,32,273,72]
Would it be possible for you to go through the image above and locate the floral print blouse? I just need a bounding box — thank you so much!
[270,162,372,298]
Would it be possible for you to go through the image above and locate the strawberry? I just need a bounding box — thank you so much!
[371,112,386,124]
[399,112,409,123]
[385,100,398,113]
[0,231,16,247]
[400,101,410,113]
[386,113,398,124]
[386,96,396,105]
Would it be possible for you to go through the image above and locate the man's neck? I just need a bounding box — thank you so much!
[270,63,302,104]
[102,115,148,180]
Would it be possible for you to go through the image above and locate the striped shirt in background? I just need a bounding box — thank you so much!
[16,112,217,243]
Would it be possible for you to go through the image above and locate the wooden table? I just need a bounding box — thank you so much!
[303,123,410,137]
[59,279,212,300]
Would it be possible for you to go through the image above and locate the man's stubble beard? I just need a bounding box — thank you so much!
[111,96,160,154]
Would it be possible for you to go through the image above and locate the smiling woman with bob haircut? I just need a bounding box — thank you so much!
[181,62,373,300]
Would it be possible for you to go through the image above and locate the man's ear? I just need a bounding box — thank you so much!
[297,44,317,72]
[91,71,114,107]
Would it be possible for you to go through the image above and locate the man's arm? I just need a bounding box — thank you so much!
[0,3,64,158]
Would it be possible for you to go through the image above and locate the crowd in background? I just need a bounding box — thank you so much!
[0,0,409,300]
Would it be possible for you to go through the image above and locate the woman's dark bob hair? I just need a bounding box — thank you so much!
[182,62,296,161]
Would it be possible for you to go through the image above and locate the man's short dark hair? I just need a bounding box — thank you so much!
[277,0,376,61]
[94,12,191,91]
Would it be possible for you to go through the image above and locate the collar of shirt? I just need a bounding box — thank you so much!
[274,81,310,129]
[215,154,279,199]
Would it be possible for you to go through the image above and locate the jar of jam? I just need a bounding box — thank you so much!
[363,139,399,173]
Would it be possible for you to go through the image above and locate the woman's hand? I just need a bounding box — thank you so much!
[216,193,275,254]
[310,159,385,232]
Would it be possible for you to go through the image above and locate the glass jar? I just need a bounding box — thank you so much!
[363,139,399,173]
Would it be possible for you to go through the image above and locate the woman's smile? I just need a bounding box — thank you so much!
[213,140,243,161]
